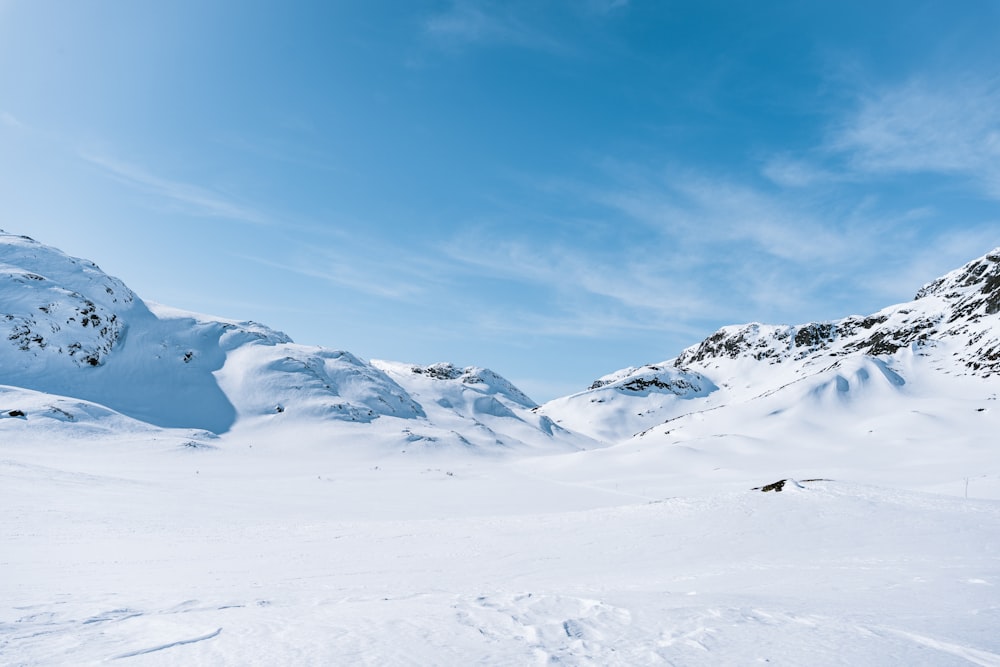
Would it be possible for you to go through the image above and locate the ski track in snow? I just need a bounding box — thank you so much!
[112,628,223,660]
[878,628,1000,667]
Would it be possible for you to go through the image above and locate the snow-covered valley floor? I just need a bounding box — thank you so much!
[3,428,999,666]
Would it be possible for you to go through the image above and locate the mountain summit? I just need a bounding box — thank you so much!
[673,247,1000,376]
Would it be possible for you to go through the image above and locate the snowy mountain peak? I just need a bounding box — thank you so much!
[587,363,714,397]
[913,247,1000,318]
[1,232,571,450]
[542,246,1000,443]
[1,230,138,368]
[674,247,1000,376]
[383,361,537,409]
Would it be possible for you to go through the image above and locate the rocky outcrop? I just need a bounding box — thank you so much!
[674,248,1000,376]
[1,233,135,368]
[410,362,536,408]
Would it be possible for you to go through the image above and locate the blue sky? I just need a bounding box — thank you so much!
[2,1,1000,401]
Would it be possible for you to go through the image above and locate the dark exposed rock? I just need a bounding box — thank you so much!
[794,323,834,348]
[752,478,830,492]
[412,363,464,381]
[620,376,700,394]
[409,362,536,407]
[753,479,787,492]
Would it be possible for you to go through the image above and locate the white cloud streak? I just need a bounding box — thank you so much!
[446,235,716,323]
[443,157,1000,341]
[830,77,1000,198]
[761,154,840,188]
[237,247,432,301]
[423,1,567,53]
[81,152,271,225]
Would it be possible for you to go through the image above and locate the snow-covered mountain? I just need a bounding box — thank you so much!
[371,360,586,450]
[540,248,1000,445]
[4,227,1000,471]
[533,248,1000,502]
[0,230,574,452]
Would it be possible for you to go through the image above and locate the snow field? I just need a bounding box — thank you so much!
[3,433,1000,665]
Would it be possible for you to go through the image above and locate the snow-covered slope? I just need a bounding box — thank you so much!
[0,230,569,451]
[541,248,1000,447]
[5,229,999,467]
[0,383,203,440]
[4,422,999,665]
[372,360,591,451]
[0,231,400,433]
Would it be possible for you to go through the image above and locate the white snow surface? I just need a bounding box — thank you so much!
[3,231,1000,665]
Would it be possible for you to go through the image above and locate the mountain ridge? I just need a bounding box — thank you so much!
[3,229,999,457]
[538,247,1000,444]
[0,230,569,451]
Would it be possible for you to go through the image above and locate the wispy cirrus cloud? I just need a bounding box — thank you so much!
[759,76,1000,200]
[598,168,1000,311]
[588,0,629,12]
[80,151,271,225]
[233,219,472,303]
[761,154,841,189]
[444,158,1000,341]
[445,233,716,325]
[423,1,567,53]
[830,77,1000,198]
[237,245,432,301]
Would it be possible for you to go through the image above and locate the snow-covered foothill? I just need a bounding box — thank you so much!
[373,360,593,453]
[540,363,718,443]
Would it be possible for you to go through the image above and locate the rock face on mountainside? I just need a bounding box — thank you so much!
[587,364,716,396]
[407,362,537,408]
[0,231,561,448]
[675,249,1000,376]
[0,233,136,369]
[540,248,1000,443]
